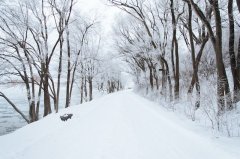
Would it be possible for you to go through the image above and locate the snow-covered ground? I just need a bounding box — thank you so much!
[0,90,239,159]
[0,85,105,135]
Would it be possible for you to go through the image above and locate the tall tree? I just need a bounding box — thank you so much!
[49,0,74,112]
[185,1,200,109]
[110,0,173,100]
[170,0,180,100]
[189,0,231,114]
[228,0,240,105]
[236,0,240,103]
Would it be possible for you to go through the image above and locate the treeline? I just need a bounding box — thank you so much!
[0,0,122,123]
[110,0,240,115]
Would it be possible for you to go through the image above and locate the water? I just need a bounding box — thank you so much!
[0,97,28,136]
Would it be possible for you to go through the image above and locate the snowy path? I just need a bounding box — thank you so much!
[0,90,239,159]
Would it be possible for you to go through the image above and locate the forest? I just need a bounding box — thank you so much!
[0,0,123,124]
[0,0,240,136]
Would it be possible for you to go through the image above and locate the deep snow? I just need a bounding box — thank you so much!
[0,90,239,159]
[0,85,105,135]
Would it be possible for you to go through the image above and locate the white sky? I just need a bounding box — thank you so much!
[75,0,121,56]
[76,0,119,34]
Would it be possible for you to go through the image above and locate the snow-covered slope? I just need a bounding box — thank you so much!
[0,90,239,159]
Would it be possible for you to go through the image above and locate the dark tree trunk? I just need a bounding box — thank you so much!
[212,0,231,113]
[80,77,84,104]
[188,36,208,93]
[166,62,173,102]
[84,76,88,100]
[29,103,36,123]
[152,67,159,90]
[56,37,63,112]
[161,62,167,96]
[149,66,154,89]
[237,0,240,12]
[160,57,173,101]
[189,0,231,114]
[235,0,240,103]
[174,37,180,100]
[170,0,180,100]
[43,65,52,116]
[228,0,240,105]
[65,27,71,108]
[89,77,93,101]
[187,2,200,109]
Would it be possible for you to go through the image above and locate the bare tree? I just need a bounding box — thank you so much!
[188,0,231,114]
[49,0,74,112]
[65,20,94,108]
[227,0,240,105]
[183,1,200,108]
[110,0,173,100]
[170,0,183,100]
[0,3,41,122]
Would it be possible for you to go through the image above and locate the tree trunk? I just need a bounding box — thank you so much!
[237,0,240,12]
[65,26,71,108]
[84,76,88,100]
[80,77,84,104]
[153,68,159,90]
[213,0,231,113]
[170,0,179,100]
[36,75,43,120]
[187,2,200,109]
[235,0,240,103]
[188,36,208,93]
[228,0,239,105]
[161,62,167,96]
[25,50,36,122]
[16,48,33,120]
[149,65,154,89]
[189,0,231,114]
[56,37,63,112]
[89,77,93,101]
[160,57,173,101]
[43,65,52,116]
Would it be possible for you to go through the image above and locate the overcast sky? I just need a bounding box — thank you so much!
[77,0,119,34]
[75,0,121,57]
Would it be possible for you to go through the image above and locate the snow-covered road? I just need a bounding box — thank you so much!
[0,90,239,159]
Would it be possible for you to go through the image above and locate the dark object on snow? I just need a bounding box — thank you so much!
[60,114,73,121]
